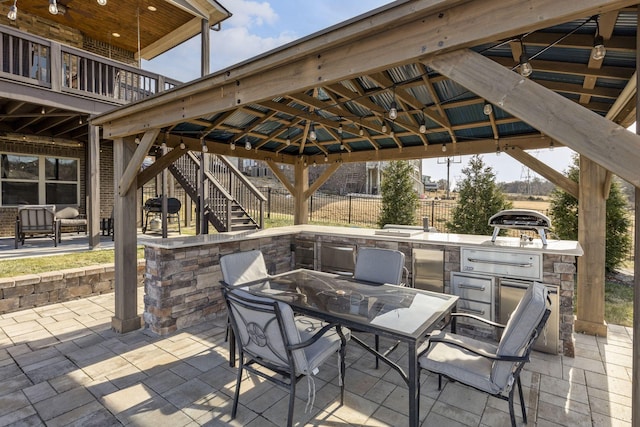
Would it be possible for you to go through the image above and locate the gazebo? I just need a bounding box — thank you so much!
[91,1,640,424]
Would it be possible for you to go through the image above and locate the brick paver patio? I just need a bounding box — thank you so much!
[0,288,633,426]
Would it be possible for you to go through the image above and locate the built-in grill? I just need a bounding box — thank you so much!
[488,209,552,246]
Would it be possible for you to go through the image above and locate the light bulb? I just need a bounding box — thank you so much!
[202,144,208,153]
[519,53,533,77]
[592,36,606,60]
[97,0,107,5]
[7,2,17,20]
[49,0,58,14]
[340,142,345,150]
[359,126,364,136]
[389,101,398,120]
[244,138,251,150]
[441,143,447,152]
[483,103,493,116]
[390,130,395,137]
[309,124,317,141]
[338,123,343,135]
[381,123,387,133]
[230,141,236,150]
[313,160,317,168]
[419,123,427,134]
[286,137,291,146]
[324,155,328,162]
[180,142,186,150]
[549,141,554,151]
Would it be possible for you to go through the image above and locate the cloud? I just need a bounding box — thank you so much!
[227,0,278,28]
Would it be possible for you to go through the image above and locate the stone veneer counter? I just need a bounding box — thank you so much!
[141,225,581,356]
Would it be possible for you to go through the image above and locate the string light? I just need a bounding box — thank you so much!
[244,136,251,150]
[592,15,606,60]
[519,38,533,77]
[483,102,493,116]
[441,143,447,152]
[309,123,317,141]
[49,0,58,15]
[230,140,236,150]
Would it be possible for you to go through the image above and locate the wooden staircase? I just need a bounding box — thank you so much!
[169,152,265,233]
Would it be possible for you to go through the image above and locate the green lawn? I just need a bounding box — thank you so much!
[604,281,634,327]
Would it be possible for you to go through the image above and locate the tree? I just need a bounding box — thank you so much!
[549,155,631,272]
[377,161,419,228]
[447,155,512,234]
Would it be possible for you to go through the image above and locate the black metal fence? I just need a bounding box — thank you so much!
[261,187,457,229]
[260,187,636,261]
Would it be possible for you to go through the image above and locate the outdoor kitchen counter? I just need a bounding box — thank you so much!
[142,224,581,357]
[140,224,583,256]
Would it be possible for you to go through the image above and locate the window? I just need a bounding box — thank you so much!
[1,154,79,206]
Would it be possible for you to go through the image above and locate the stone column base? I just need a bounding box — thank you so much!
[575,318,608,337]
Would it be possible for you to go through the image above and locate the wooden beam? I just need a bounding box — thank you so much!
[118,129,160,196]
[507,146,579,198]
[265,159,295,195]
[87,125,100,248]
[575,156,608,336]
[112,137,142,333]
[426,49,640,187]
[95,0,638,137]
[305,163,341,199]
[293,160,309,225]
[137,145,188,188]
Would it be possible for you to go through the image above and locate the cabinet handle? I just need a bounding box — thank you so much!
[458,283,485,291]
[459,307,485,316]
[467,257,533,268]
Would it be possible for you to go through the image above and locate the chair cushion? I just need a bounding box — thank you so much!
[293,316,350,375]
[492,281,548,389]
[56,207,80,219]
[354,248,405,285]
[419,331,500,394]
[220,250,269,286]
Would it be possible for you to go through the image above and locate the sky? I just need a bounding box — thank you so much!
[141,0,628,187]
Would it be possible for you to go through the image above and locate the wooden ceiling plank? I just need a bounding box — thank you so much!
[426,48,640,187]
[507,146,579,198]
[420,70,458,142]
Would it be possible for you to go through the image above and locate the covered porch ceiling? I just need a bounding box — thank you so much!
[8,0,230,60]
[93,0,640,189]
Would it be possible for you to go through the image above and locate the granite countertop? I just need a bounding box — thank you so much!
[140,224,583,256]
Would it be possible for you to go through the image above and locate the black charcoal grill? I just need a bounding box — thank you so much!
[142,196,181,233]
[488,209,552,246]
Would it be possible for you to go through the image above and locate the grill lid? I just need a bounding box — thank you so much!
[489,209,552,246]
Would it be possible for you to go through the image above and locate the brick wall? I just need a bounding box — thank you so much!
[0,260,145,315]
[0,139,86,237]
[83,36,136,65]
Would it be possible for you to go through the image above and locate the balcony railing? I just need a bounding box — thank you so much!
[0,24,180,104]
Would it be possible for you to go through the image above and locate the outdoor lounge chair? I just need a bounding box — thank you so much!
[223,287,349,427]
[352,247,406,368]
[56,206,87,242]
[15,205,59,249]
[418,281,551,427]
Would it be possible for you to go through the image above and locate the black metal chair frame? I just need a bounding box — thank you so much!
[223,288,348,427]
[142,196,181,234]
[419,307,551,427]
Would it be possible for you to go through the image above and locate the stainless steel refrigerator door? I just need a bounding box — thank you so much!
[412,248,444,292]
[499,279,559,354]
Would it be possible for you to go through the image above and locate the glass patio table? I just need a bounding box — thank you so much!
[225,268,458,427]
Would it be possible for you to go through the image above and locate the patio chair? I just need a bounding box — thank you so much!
[220,249,269,287]
[56,206,87,242]
[223,288,349,427]
[352,247,406,368]
[15,205,59,249]
[418,281,551,427]
[220,249,271,365]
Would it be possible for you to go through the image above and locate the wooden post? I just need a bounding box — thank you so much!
[293,158,309,225]
[634,187,639,427]
[574,156,608,336]
[111,137,142,333]
[87,125,100,248]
